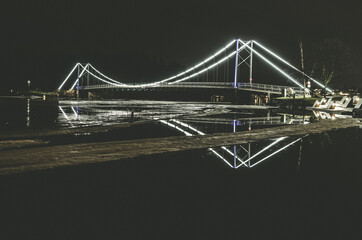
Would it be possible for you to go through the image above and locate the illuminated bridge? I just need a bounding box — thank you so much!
[57,39,333,96]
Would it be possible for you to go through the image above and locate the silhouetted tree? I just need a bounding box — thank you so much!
[306,38,351,93]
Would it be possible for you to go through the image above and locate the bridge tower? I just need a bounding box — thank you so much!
[249,40,253,84]
[76,64,80,99]
[86,64,90,87]
[234,39,239,89]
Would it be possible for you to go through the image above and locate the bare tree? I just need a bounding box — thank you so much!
[321,65,334,96]
[306,38,351,94]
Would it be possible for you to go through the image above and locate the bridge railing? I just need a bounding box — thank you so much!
[162,82,233,86]
[83,84,115,90]
[83,82,234,89]
[82,82,306,95]
[237,82,305,95]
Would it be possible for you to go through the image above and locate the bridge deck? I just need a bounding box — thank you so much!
[82,82,305,95]
[0,119,359,175]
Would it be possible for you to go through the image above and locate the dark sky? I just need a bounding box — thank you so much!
[1,0,362,90]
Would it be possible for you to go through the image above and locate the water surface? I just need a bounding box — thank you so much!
[0,98,361,239]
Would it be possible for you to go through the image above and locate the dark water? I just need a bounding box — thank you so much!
[0,98,361,239]
[0,98,308,135]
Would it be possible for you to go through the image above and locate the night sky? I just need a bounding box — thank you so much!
[1,0,362,90]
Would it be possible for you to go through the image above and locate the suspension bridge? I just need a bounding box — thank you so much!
[57,39,333,96]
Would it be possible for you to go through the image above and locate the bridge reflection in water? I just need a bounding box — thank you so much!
[159,118,303,169]
[59,104,309,169]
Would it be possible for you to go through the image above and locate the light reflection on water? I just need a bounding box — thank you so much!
[58,99,311,130]
[158,117,304,169]
[3,98,357,169]
[26,99,30,127]
[1,99,312,169]
[58,100,219,128]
